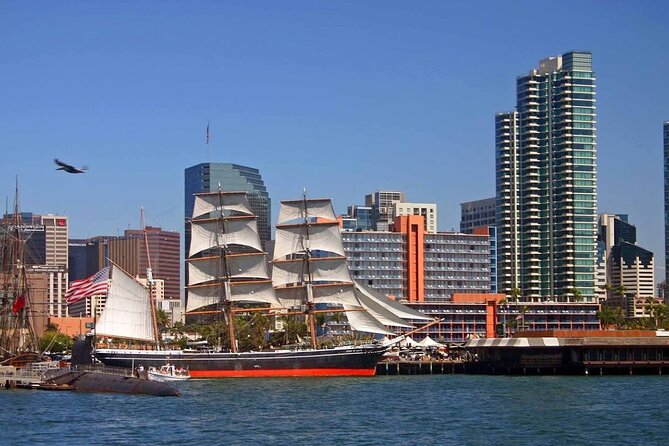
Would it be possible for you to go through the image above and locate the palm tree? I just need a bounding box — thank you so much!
[156,309,170,334]
[596,305,624,329]
[613,285,628,316]
[570,288,583,303]
[599,283,613,302]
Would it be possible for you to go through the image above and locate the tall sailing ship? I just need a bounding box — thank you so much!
[94,192,430,377]
[0,186,40,365]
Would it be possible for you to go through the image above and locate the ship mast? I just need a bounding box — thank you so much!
[0,179,38,356]
[216,186,238,353]
[301,190,318,349]
[186,189,278,353]
[141,208,161,349]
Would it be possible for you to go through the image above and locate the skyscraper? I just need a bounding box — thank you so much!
[496,51,597,301]
[496,112,520,295]
[460,197,496,233]
[185,163,271,244]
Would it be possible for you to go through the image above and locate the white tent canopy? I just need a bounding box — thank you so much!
[417,336,445,348]
[399,336,419,348]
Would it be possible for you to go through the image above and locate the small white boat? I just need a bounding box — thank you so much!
[147,364,191,382]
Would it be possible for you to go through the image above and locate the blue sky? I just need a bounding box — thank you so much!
[1,1,668,277]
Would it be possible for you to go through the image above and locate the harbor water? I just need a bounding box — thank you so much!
[2,375,668,445]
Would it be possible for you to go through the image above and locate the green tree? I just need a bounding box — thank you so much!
[570,288,583,303]
[596,305,624,329]
[599,283,613,301]
[647,298,668,329]
[156,309,170,333]
[40,330,74,352]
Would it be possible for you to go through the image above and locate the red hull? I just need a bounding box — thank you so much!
[189,367,377,378]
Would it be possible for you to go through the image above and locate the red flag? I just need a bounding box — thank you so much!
[12,294,26,313]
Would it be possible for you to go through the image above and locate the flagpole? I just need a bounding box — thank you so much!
[93,295,97,348]
[206,121,210,162]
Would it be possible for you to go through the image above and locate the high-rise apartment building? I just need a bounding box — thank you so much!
[185,163,271,245]
[496,112,520,295]
[496,51,597,301]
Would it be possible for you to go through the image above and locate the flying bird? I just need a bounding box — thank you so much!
[54,159,88,174]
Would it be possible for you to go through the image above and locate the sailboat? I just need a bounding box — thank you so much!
[0,183,42,366]
[94,192,431,377]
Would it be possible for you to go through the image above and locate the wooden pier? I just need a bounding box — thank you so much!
[376,360,467,375]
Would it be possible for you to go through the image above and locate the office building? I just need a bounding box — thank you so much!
[80,227,180,300]
[185,163,271,245]
[460,197,496,233]
[1,212,69,317]
[496,51,598,302]
[68,239,100,281]
[394,202,437,233]
[598,214,656,317]
[346,205,374,231]
[365,191,405,231]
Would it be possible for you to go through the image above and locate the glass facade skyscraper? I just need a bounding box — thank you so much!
[184,163,271,244]
[497,51,597,301]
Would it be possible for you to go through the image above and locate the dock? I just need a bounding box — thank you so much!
[1,365,68,390]
[376,360,467,375]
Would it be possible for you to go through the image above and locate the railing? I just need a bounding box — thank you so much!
[0,367,44,384]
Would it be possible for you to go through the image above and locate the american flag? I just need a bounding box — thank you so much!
[65,267,110,304]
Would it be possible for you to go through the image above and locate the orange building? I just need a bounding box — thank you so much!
[49,316,94,337]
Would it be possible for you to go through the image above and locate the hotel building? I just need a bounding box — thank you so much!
[341,215,491,301]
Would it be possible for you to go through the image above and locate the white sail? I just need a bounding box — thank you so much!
[273,223,345,260]
[188,254,270,286]
[96,265,155,342]
[343,305,396,335]
[271,257,352,288]
[274,287,306,308]
[192,192,254,219]
[187,281,281,312]
[277,199,337,225]
[274,283,359,307]
[190,217,262,257]
[353,287,414,328]
[355,282,432,321]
